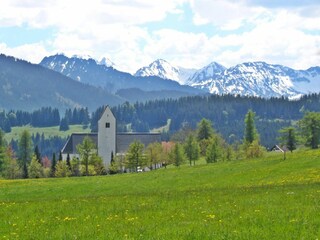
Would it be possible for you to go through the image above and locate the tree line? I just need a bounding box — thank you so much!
[90,93,320,147]
[110,110,320,172]
[1,109,319,179]
[0,107,90,132]
[0,129,104,179]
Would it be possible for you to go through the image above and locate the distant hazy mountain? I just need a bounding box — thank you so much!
[134,59,197,85]
[40,54,202,95]
[0,54,123,111]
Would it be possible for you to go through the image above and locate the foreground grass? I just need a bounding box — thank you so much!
[0,150,319,239]
[4,125,90,141]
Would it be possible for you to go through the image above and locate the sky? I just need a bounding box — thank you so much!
[0,0,319,73]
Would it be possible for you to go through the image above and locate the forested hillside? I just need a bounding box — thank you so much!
[0,54,123,111]
[91,93,320,147]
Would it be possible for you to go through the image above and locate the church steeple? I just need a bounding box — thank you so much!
[98,106,116,166]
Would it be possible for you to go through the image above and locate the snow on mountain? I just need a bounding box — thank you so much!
[39,54,202,96]
[186,62,226,84]
[40,54,112,84]
[289,66,320,94]
[98,57,116,68]
[134,59,196,85]
[187,61,303,98]
[72,54,92,60]
[41,54,320,99]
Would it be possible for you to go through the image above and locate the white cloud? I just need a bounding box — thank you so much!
[211,10,320,69]
[0,0,319,73]
[0,0,186,28]
[190,0,264,30]
[0,42,50,63]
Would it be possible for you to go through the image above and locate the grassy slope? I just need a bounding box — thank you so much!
[0,150,319,239]
[4,125,90,141]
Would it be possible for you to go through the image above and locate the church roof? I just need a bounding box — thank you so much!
[61,133,98,154]
[116,133,161,153]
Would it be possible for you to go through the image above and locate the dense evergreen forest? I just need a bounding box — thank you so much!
[0,107,90,132]
[91,93,320,147]
[0,107,89,158]
[1,93,320,159]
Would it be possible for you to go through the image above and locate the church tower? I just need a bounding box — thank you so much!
[98,106,116,166]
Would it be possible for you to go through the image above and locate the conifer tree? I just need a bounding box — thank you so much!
[184,134,200,166]
[28,154,43,178]
[0,130,6,174]
[76,136,96,176]
[126,140,145,172]
[51,153,56,177]
[169,143,186,167]
[299,112,320,149]
[206,136,221,163]
[197,119,214,141]
[34,145,41,164]
[244,110,258,144]
[66,153,71,170]
[279,127,296,152]
[18,130,33,178]
[59,117,69,131]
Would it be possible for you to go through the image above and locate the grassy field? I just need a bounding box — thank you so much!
[0,150,319,239]
[4,125,90,141]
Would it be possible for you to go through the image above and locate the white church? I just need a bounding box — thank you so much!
[61,106,161,166]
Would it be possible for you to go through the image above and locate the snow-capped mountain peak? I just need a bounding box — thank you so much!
[71,54,93,60]
[135,59,180,82]
[187,61,304,98]
[187,61,226,84]
[134,59,196,84]
[98,57,116,68]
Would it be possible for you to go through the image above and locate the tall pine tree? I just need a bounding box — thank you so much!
[18,130,33,178]
[244,110,258,144]
[51,153,57,177]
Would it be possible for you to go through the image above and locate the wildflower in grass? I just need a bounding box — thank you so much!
[206,214,215,219]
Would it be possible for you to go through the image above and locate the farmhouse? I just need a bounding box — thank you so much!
[61,106,161,166]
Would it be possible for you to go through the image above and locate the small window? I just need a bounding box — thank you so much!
[105,122,110,128]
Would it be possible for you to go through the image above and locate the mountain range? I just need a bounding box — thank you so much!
[1,52,319,112]
[135,59,320,99]
[0,54,123,111]
[0,54,201,112]
[134,59,197,85]
[40,54,201,95]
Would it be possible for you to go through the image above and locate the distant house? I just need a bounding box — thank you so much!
[61,106,161,166]
[270,145,287,153]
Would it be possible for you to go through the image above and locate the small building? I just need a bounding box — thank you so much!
[270,145,288,153]
[61,106,161,167]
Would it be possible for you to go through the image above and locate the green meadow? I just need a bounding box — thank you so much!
[4,125,90,141]
[0,150,319,239]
